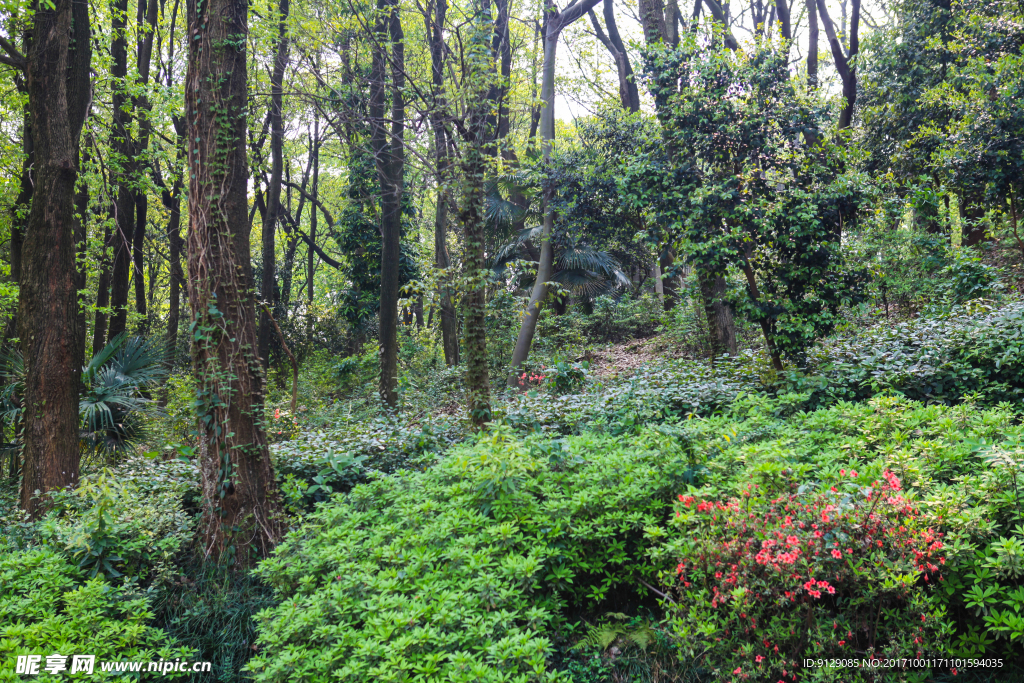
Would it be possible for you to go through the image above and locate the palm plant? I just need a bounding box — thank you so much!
[80,334,167,454]
[0,334,167,457]
[486,174,631,310]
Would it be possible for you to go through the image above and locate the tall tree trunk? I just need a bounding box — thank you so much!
[15,0,91,516]
[108,0,134,341]
[308,115,318,307]
[507,0,602,387]
[92,226,113,356]
[185,0,283,565]
[74,149,90,370]
[460,0,499,422]
[644,0,738,355]
[425,0,459,366]
[371,0,405,409]
[258,0,289,369]
[131,0,159,331]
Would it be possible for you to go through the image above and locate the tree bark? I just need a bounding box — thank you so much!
[460,0,501,422]
[507,0,602,387]
[15,0,91,516]
[699,271,738,361]
[185,0,283,565]
[371,0,405,409]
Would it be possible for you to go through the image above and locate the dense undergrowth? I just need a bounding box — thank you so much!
[2,291,1024,682]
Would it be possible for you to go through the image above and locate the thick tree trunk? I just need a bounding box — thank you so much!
[371,0,404,409]
[17,0,91,516]
[185,0,283,565]
[699,271,738,362]
[258,0,289,369]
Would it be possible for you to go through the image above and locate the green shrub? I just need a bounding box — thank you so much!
[248,425,698,682]
[271,410,460,483]
[0,544,191,681]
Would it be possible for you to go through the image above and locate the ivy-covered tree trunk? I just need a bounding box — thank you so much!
[16,0,91,516]
[185,0,283,565]
[460,0,499,423]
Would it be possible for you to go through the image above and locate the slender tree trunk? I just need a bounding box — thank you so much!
[807,0,818,88]
[371,0,405,409]
[4,103,32,348]
[185,0,283,565]
[507,0,602,387]
[425,0,460,366]
[131,0,158,331]
[258,0,289,369]
[308,116,318,306]
[17,0,91,517]
[108,0,134,341]
[74,149,90,370]
[92,226,113,356]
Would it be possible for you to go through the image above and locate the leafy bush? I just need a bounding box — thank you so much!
[0,544,192,680]
[655,472,948,681]
[248,425,699,682]
[3,457,198,586]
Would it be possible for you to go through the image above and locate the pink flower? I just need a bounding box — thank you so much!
[274,408,281,419]
[755,655,764,663]
[734,668,742,675]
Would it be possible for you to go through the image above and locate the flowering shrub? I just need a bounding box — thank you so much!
[655,470,951,682]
